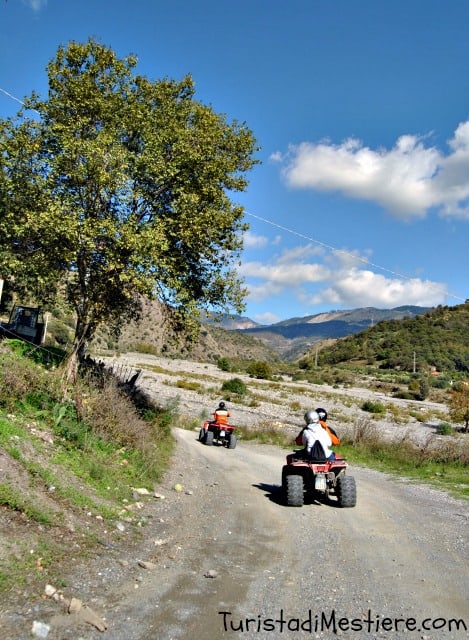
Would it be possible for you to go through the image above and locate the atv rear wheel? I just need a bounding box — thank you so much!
[198,428,205,441]
[285,474,304,507]
[204,430,214,446]
[228,434,237,449]
[336,475,356,507]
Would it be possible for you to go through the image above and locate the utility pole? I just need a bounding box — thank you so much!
[413,351,416,374]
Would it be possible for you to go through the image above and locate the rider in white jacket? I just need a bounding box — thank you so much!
[302,410,335,459]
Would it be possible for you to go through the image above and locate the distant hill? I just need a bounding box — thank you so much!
[309,302,469,374]
[94,299,280,363]
[221,306,432,359]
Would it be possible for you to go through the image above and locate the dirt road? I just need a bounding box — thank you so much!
[28,426,467,640]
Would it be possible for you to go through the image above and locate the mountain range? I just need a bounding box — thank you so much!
[208,306,432,360]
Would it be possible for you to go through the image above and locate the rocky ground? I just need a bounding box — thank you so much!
[104,353,452,444]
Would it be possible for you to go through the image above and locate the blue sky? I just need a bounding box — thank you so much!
[1,0,468,324]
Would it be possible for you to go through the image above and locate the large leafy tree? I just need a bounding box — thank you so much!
[0,39,257,362]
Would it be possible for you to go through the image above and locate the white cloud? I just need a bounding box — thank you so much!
[274,119,469,220]
[253,311,281,325]
[276,243,324,264]
[313,269,447,308]
[22,0,47,11]
[240,243,449,309]
[240,259,329,288]
[269,151,283,163]
[243,230,269,249]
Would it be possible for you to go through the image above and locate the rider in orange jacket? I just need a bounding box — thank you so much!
[211,401,230,426]
[315,407,340,446]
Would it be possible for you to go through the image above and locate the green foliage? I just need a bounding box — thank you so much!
[316,301,469,374]
[133,342,159,356]
[437,422,454,435]
[449,381,469,432]
[221,377,247,396]
[0,343,178,600]
[217,356,232,372]
[0,346,62,412]
[361,400,386,414]
[246,360,272,379]
[2,339,66,368]
[417,376,430,400]
[175,379,202,391]
[0,341,175,491]
[0,38,258,359]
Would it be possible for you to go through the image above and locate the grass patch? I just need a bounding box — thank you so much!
[236,423,294,447]
[340,419,468,499]
[0,483,54,524]
[361,400,386,414]
[175,379,203,391]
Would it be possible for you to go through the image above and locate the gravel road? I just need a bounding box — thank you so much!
[12,426,467,640]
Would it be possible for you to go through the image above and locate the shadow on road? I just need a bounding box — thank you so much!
[251,482,285,505]
[251,482,343,509]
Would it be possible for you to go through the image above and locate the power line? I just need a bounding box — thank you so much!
[0,87,25,106]
[245,210,465,303]
[0,87,40,115]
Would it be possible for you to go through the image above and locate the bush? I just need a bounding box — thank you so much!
[361,400,386,414]
[175,379,202,391]
[221,377,247,396]
[246,361,272,380]
[133,342,158,355]
[217,357,231,372]
[437,422,454,435]
[0,346,62,412]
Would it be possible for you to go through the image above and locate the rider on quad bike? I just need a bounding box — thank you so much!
[198,401,237,449]
[301,409,335,459]
[295,407,340,448]
[283,409,356,508]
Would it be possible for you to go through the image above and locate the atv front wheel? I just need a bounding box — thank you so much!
[198,428,205,441]
[285,474,304,507]
[336,475,356,507]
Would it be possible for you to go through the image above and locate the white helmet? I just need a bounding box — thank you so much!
[304,409,319,425]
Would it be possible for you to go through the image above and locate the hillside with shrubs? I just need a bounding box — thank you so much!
[305,301,469,375]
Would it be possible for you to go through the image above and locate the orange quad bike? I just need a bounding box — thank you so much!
[281,450,356,508]
[198,420,237,449]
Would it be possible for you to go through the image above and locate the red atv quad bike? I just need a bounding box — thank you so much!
[281,451,356,508]
[199,421,237,449]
